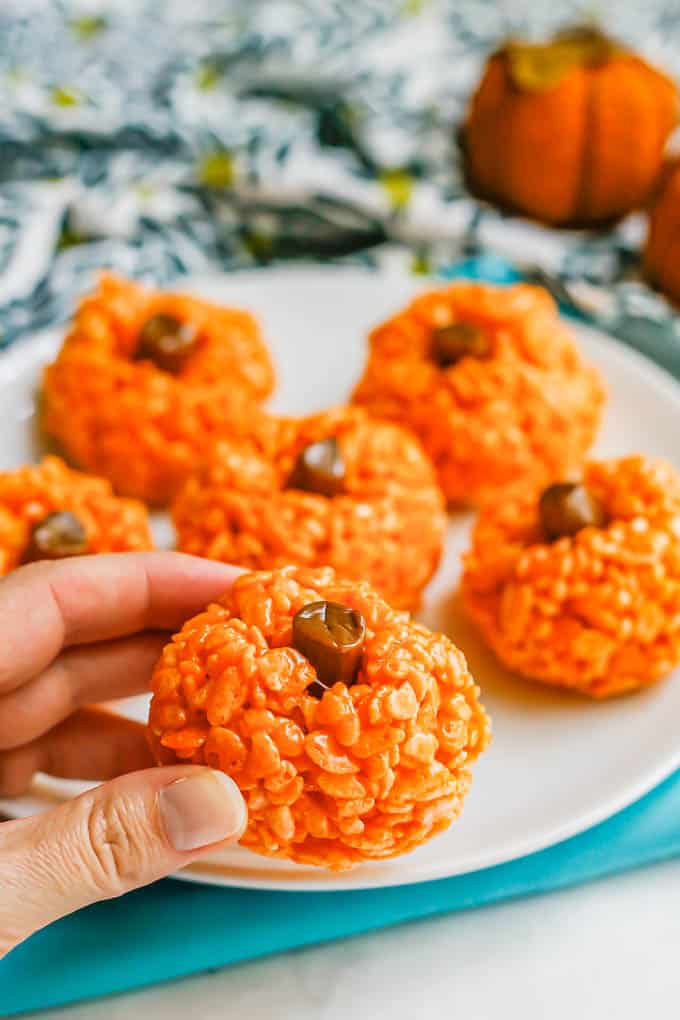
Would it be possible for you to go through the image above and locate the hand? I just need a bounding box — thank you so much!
[0,552,247,958]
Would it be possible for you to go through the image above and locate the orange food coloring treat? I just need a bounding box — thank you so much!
[0,456,152,574]
[148,566,490,870]
[173,406,446,610]
[42,273,275,504]
[462,455,680,697]
[352,282,605,505]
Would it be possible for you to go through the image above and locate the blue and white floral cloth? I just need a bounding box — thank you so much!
[2,0,680,349]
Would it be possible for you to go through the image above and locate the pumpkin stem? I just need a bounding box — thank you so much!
[505,24,622,92]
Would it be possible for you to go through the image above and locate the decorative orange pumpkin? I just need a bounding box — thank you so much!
[644,160,680,303]
[463,26,678,226]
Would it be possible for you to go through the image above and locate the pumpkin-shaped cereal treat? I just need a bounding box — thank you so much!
[644,161,680,304]
[463,26,677,226]
[148,566,490,870]
[42,273,275,504]
[352,282,605,506]
[462,456,680,698]
[173,406,446,611]
[0,456,152,574]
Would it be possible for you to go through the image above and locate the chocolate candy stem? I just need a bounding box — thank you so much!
[431,322,490,368]
[22,511,89,563]
[539,482,608,541]
[287,437,346,498]
[293,600,365,697]
[135,314,197,373]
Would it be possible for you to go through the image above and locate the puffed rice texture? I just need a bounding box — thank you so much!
[173,406,446,610]
[352,282,605,505]
[462,455,680,697]
[42,273,275,504]
[0,456,152,573]
[148,565,491,869]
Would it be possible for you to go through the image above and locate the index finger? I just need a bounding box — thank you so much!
[0,552,242,694]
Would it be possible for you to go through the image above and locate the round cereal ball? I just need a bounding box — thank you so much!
[148,565,491,870]
[352,282,606,505]
[0,456,152,574]
[462,455,680,698]
[42,273,275,504]
[172,406,446,611]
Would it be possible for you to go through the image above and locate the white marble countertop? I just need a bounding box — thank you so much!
[24,856,680,1020]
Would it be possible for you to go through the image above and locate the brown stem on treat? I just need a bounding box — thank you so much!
[431,322,490,368]
[286,438,346,498]
[539,482,608,541]
[21,511,89,563]
[293,601,365,697]
[134,314,197,373]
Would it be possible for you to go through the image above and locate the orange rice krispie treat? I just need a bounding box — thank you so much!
[462,455,680,697]
[352,282,605,505]
[0,456,152,573]
[42,273,275,504]
[173,406,446,610]
[148,565,490,869]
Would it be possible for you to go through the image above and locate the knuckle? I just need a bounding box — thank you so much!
[79,791,158,897]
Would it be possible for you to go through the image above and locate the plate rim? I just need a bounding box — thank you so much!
[2,264,680,891]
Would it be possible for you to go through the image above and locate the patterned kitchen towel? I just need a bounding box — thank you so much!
[2,0,680,349]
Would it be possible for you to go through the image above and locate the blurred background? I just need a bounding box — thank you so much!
[2,0,679,350]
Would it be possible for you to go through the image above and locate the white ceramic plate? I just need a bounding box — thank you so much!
[1,266,680,891]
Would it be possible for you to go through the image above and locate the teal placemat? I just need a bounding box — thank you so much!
[4,769,680,1016]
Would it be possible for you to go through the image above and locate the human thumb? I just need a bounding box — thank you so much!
[0,765,246,957]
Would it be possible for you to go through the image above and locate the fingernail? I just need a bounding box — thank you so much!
[159,771,247,852]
